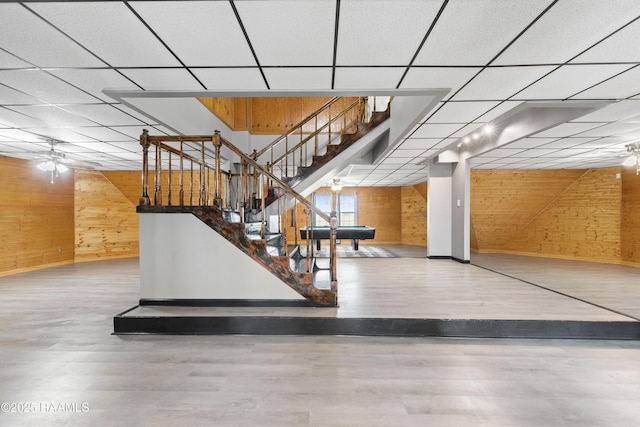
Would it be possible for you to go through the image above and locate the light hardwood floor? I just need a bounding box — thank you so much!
[0,256,639,426]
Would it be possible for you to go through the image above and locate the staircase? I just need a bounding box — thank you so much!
[135,97,391,307]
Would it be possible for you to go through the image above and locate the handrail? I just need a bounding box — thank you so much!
[270,98,360,168]
[219,132,331,223]
[253,96,341,160]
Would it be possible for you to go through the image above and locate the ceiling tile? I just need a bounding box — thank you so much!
[573,122,640,138]
[0,129,43,142]
[0,70,99,104]
[191,68,266,90]
[74,127,135,142]
[493,0,640,65]
[414,0,553,66]
[571,100,640,122]
[60,105,145,127]
[333,67,405,89]
[453,66,555,100]
[29,2,180,67]
[427,101,499,123]
[337,0,442,65]
[541,137,600,148]
[119,69,203,91]
[572,18,640,63]
[130,1,255,67]
[571,65,640,100]
[398,138,444,150]
[48,69,140,103]
[505,138,557,148]
[263,68,332,90]
[0,84,42,105]
[514,64,633,100]
[235,0,335,66]
[0,50,32,69]
[24,128,96,143]
[0,107,49,128]
[400,67,481,99]
[539,148,595,157]
[7,105,98,127]
[0,3,105,67]
[533,122,604,138]
[512,148,561,157]
[411,123,463,138]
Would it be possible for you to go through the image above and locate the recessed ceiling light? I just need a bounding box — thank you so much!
[483,124,494,135]
[472,133,480,140]
[463,136,470,143]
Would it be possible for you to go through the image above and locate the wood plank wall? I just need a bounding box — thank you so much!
[74,170,139,262]
[401,182,427,246]
[471,168,623,264]
[0,156,75,276]
[198,97,359,135]
[621,167,640,265]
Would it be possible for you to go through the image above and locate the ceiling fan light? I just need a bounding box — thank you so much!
[622,155,637,167]
[37,160,56,171]
[56,163,69,173]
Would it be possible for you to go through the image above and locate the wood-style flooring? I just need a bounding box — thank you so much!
[1,253,639,425]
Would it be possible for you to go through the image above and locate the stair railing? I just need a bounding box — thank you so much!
[138,129,339,293]
[252,97,364,181]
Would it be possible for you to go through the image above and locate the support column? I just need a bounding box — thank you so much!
[451,157,471,263]
[427,163,453,258]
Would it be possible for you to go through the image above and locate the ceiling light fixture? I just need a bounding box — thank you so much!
[483,124,494,135]
[36,159,68,183]
[331,178,343,192]
[624,142,640,174]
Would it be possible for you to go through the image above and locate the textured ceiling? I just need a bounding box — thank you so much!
[1,0,640,186]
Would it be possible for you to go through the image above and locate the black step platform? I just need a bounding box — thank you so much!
[114,306,640,340]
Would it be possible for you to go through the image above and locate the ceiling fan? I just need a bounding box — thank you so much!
[35,140,101,183]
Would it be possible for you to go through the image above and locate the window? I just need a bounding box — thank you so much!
[312,192,357,226]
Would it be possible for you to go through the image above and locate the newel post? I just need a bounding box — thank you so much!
[139,129,151,205]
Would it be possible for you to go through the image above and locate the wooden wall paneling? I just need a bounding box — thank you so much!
[0,156,75,275]
[471,168,623,264]
[621,167,640,265]
[74,170,139,262]
[233,98,248,131]
[470,169,584,250]
[401,183,427,246]
[506,168,621,263]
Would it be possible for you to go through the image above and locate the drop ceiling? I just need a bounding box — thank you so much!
[1,0,639,186]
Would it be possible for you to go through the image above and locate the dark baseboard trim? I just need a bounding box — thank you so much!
[139,299,314,307]
[114,312,640,340]
[427,255,451,260]
[452,257,471,264]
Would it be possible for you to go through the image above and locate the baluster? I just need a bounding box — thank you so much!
[167,152,172,206]
[293,199,298,247]
[213,130,222,207]
[139,129,150,205]
[200,142,206,205]
[285,135,289,177]
[260,173,266,239]
[314,115,318,156]
[154,144,162,206]
[299,127,303,169]
[189,160,194,206]
[179,140,184,206]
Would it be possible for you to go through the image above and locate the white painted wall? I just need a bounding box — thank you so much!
[451,158,470,262]
[427,163,453,257]
[139,213,305,300]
